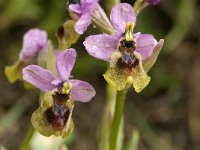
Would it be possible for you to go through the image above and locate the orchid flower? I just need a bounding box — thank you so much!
[5,28,48,83]
[84,3,164,93]
[22,49,96,138]
[68,0,99,34]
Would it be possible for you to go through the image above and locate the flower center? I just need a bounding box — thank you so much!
[125,22,135,42]
[117,54,139,70]
[118,38,136,53]
[116,22,138,71]
[44,92,71,131]
[57,82,72,94]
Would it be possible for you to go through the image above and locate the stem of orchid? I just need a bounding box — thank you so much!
[20,126,35,150]
[95,3,121,149]
[109,89,127,150]
[99,85,117,150]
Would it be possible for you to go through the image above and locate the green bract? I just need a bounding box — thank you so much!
[57,20,80,50]
[5,60,24,83]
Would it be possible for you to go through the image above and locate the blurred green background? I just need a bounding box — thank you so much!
[0,0,200,149]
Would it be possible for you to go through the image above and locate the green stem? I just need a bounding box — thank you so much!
[20,126,35,150]
[98,85,117,150]
[109,89,127,150]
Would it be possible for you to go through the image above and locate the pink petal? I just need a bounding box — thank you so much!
[56,48,76,82]
[143,39,164,72]
[81,0,98,4]
[74,13,92,34]
[69,4,82,14]
[22,65,56,92]
[83,34,119,61]
[70,79,96,102]
[136,34,157,61]
[134,32,141,40]
[80,0,98,14]
[110,3,136,34]
[51,79,62,87]
[19,28,47,61]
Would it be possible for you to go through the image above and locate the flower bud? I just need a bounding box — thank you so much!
[19,29,47,62]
